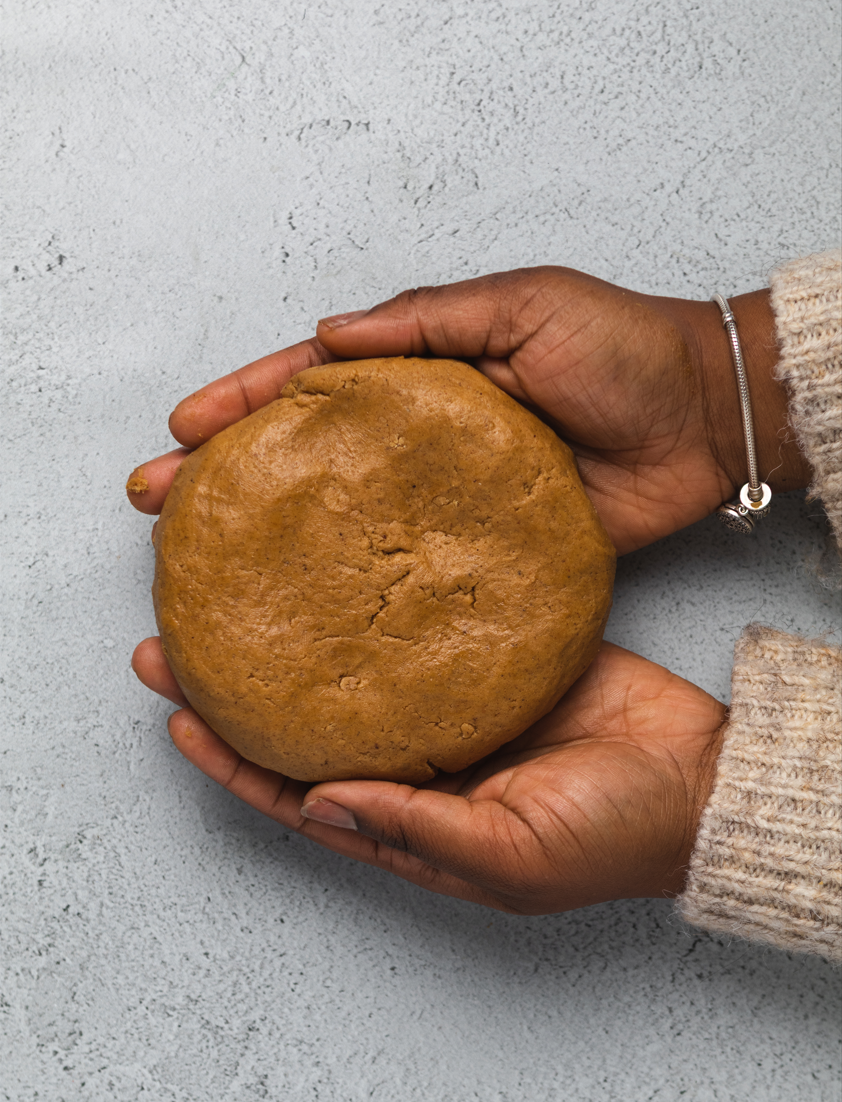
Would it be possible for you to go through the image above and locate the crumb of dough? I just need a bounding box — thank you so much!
[126,468,150,494]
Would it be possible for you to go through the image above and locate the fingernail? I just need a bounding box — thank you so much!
[317,309,369,330]
[300,797,358,830]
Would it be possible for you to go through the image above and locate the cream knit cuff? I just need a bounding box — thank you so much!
[769,249,842,547]
[678,625,842,962]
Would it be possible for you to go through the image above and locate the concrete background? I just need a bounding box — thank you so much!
[2,1,840,1099]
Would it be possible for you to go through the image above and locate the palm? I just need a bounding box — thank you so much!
[135,639,724,912]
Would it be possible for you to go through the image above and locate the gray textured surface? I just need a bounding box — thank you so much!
[2,1,841,1099]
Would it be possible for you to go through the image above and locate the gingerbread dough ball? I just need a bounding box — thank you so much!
[153,357,615,783]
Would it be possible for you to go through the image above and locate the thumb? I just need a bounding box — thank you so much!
[315,270,546,364]
[300,780,533,893]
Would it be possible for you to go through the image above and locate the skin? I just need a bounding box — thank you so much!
[128,265,810,911]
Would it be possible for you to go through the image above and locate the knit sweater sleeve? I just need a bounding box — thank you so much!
[678,627,841,961]
[769,248,842,542]
[677,250,842,962]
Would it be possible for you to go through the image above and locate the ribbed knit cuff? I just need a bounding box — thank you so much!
[678,625,842,962]
[769,249,842,548]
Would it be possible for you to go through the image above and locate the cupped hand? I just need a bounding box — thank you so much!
[132,638,725,912]
[127,267,806,553]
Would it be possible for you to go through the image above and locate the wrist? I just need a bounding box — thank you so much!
[660,716,727,899]
[693,289,812,500]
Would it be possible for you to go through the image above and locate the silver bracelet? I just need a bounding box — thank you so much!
[712,293,772,534]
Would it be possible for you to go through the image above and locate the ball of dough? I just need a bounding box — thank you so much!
[153,357,615,783]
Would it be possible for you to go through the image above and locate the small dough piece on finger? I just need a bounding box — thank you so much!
[126,467,150,494]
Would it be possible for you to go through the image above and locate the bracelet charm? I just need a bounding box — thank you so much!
[717,482,772,533]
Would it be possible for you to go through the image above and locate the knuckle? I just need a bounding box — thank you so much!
[391,285,435,313]
[223,755,247,791]
[375,820,415,854]
[366,790,428,856]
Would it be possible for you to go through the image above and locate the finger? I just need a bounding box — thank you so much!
[131,636,189,707]
[167,708,505,907]
[167,706,310,818]
[168,337,339,448]
[300,779,539,898]
[315,269,554,366]
[296,813,512,911]
[125,447,191,515]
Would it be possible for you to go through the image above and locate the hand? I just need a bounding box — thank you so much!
[312,269,810,552]
[133,639,725,912]
[127,267,809,553]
